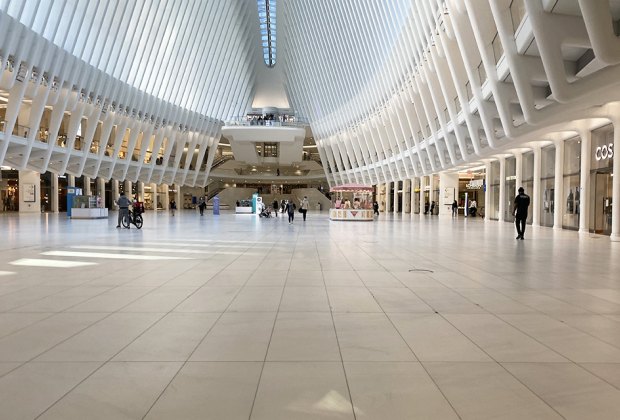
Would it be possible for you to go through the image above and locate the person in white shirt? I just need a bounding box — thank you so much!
[469,199,477,217]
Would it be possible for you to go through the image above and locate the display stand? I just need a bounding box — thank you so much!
[71,195,109,219]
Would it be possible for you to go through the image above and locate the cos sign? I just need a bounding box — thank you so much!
[595,143,614,161]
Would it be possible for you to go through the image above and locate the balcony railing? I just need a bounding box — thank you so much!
[225,115,309,127]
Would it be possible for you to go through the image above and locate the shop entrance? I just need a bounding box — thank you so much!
[590,170,613,235]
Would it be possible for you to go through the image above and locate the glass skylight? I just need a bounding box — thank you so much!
[257,0,277,67]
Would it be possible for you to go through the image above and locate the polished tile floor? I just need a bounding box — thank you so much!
[0,210,620,419]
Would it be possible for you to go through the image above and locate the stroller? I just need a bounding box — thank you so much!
[259,205,272,218]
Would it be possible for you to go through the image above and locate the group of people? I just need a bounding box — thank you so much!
[451,199,477,217]
[249,114,278,126]
[2,195,16,212]
[272,197,309,223]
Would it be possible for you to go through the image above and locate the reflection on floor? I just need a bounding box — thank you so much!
[0,210,619,419]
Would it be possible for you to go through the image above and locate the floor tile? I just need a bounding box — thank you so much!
[345,362,459,419]
[146,362,262,420]
[327,287,382,312]
[424,362,563,419]
[251,362,354,420]
[280,287,330,312]
[504,362,620,419]
[267,312,340,361]
[38,362,182,420]
[333,313,415,361]
[190,312,276,361]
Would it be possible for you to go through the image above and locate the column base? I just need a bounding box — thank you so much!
[610,233,620,242]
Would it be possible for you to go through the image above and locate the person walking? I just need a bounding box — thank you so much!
[430,201,436,215]
[513,187,531,240]
[300,196,309,221]
[170,199,177,216]
[451,199,458,217]
[286,200,296,224]
[373,201,379,216]
[273,199,279,217]
[116,192,132,228]
[198,197,206,216]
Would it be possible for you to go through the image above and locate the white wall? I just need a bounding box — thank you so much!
[439,173,459,217]
[18,170,41,213]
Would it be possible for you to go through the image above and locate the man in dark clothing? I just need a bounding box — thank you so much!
[513,187,531,240]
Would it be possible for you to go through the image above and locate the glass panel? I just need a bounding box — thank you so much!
[257,0,277,67]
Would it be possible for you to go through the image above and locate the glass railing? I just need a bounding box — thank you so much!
[225,115,309,127]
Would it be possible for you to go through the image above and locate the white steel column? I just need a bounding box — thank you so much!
[439,172,459,217]
[404,179,411,213]
[151,183,158,210]
[499,157,506,222]
[97,177,106,208]
[124,180,133,197]
[385,183,392,213]
[67,175,75,187]
[393,181,399,214]
[553,140,565,230]
[484,162,491,222]
[137,181,145,202]
[515,152,523,190]
[429,175,436,214]
[162,184,170,210]
[83,177,91,196]
[612,125,620,241]
[419,176,426,215]
[111,180,119,210]
[18,171,41,213]
[51,173,59,213]
[410,178,417,216]
[579,130,592,234]
[532,146,542,227]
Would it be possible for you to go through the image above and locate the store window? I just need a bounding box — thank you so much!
[521,151,534,224]
[590,125,614,235]
[562,137,581,230]
[540,145,555,227]
[489,160,500,220]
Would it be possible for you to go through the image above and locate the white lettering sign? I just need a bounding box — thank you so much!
[466,179,483,189]
[595,143,614,161]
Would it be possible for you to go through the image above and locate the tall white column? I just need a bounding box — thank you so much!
[515,152,523,190]
[439,172,459,217]
[51,173,59,213]
[484,162,491,222]
[97,177,106,208]
[393,181,399,214]
[579,131,592,234]
[419,176,426,215]
[111,180,119,210]
[124,180,132,197]
[83,176,91,196]
[532,146,542,227]
[173,184,182,209]
[429,174,436,214]
[67,174,75,187]
[403,179,411,213]
[385,183,392,212]
[553,140,565,230]
[498,157,506,222]
[151,183,158,210]
[612,125,620,241]
[162,184,169,210]
[137,181,145,202]
[410,178,417,215]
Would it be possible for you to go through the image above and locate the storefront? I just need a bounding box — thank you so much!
[540,145,555,227]
[489,160,500,220]
[504,157,516,222]
[459,170,485,216]
[590,125,614,235]
[562,137,581,230]
[0,169,19,211]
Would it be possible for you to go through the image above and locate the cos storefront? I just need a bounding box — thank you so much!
[590,125,614,235]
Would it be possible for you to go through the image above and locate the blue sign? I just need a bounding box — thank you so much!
[213,196,220,215]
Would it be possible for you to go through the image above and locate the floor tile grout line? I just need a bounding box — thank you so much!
[246,241,287,420]
[316,241,358,420]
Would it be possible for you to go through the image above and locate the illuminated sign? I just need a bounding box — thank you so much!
[595,143,614,161]
[465,179,483,189]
